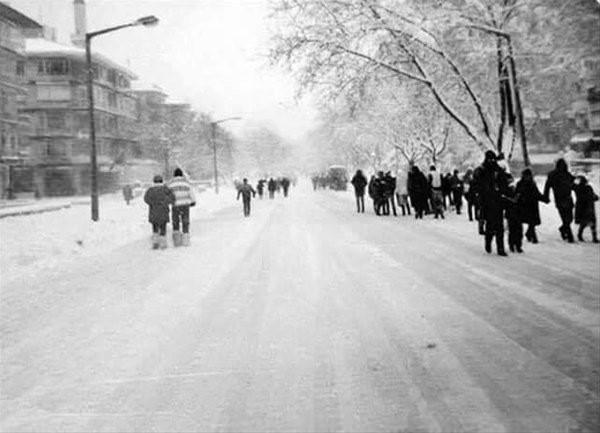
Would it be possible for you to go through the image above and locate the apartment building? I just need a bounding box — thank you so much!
[0,2,41,197]
[18,37,139,196]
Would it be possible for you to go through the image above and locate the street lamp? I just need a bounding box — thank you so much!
[211,117,241,194]
[86,15,159,221]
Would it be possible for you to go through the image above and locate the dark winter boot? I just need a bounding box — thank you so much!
[496,234,507,256]
[485,234,492,254]
[565,226,575,243]
[577,225,585,242]
[592,228,599,243]
[531,228,538,244]
[151,233,160,250]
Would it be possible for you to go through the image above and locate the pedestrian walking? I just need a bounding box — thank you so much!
[573,175,599,242]
[428,165,445,219]
[449,170,464,215]
[281,177,291,197]
[168,168,196,247]
[143,174,175,250]
[543,158,576,243]
[373,171,387,215]
[504,177,523,253]
[515,168,546,244]
[408,166,429,219]
[237,178,256,217]
[350,169,368,213]
[122,184,133,205]
[267,177,277,199]
[395,169,410,216]
[256,179,265,199]
[384,171,397,216]
[472,151,510,256]
[463,168,477,222]
[442,173,453,210]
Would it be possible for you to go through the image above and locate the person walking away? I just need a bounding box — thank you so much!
[374,171,387,215]
[515,168,546,244]
[428,165,445,219]
[383,172,397,216]
[267,177,276,199]
[504,176,523,253]
[122,184,133,205]
[573,175,599,242]
[543,158,576,242]
[395,169,410,216]
[237,178,257,217]
[450,170,464,215]
[463,168,477,221]
[256,179,265,199]
[442,173,453,210]
[144,175,175,249]
[351,169,368,213]
[473,151,510,256]
[281,177,291,197]
[168,168,196,247]
[408,166,428,219]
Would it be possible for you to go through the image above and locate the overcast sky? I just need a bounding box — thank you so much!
[9,0,316,140]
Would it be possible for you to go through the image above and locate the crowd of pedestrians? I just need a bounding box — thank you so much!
[349,150,598,257]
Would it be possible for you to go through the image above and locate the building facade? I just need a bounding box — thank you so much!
[18,38,140,196]
[0,2,41,198]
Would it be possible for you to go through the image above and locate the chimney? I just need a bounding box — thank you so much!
[71,0,86,47]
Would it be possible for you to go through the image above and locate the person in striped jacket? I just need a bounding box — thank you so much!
[168,168,196,246]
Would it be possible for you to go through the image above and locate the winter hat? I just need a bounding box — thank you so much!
[484,150,497,161]
[153,175,163,184]
[173,168,183,177]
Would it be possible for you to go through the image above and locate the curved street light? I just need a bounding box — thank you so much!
[87,15,159,221]
[211,117,242,194]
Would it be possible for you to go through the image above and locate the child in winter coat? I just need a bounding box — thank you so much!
[573,175,599,243]
[143,175,175,249]
[515,168,547,244]
[504,177,523,253]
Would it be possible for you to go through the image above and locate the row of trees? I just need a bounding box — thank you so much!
[269,0,600,173]
[136,103,293,181]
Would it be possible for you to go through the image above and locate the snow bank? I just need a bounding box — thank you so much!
[0,187,237,284]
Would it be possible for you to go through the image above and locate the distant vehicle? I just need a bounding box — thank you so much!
[326,165,348,191]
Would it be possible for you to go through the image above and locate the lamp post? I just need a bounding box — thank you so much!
[86,15,159,221]
[211,117,241,194]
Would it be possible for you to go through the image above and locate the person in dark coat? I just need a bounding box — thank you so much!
[281,177,291,197]
[472,150,510,256]
[351,169,368,213]
[515,168,547,244]
[463,168,477,221]
[122,184,133,205]
[267,177,277,199]
[504,177,523,253]
[573,175,599,242]
[372,172,387,215]
[543,158,575,242]
[449,169,464,215]
[407,166,429,219]
[367,174,377,214]
[441,172,453,210]
[237,178,256,217]
[384,171,397,216]
[143,174,175,249]
[256,179,265,199]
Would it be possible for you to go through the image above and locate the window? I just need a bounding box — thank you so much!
[107,69,117,85]
[46,111,66,130]
[46,142,67,157]
[37,58,70,75]
[37,85,71,101]
[108,92,117,108]
[16,61,24,76]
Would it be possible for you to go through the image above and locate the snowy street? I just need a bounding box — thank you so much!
[1,182,599,432]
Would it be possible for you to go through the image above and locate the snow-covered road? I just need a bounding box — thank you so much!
[1,183,599,432]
